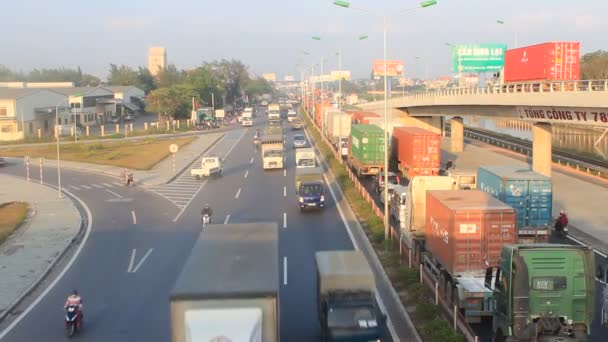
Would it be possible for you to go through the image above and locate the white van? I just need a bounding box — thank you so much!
[389,185,408,223]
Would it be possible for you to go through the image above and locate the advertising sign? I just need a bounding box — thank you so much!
[284,75,295,81]
[517,106,608,127]
[331,70,351,81]
[452,44,507,72]
[373,60,404,77]
[262,73,277,82]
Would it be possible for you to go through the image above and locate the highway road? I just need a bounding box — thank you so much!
[0,117,395,341]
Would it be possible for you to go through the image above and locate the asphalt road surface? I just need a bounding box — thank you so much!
[0,117,394,341]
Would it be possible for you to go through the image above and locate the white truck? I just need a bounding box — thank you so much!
[170,223,279,342]
[326,112,351,147]
[268,104,280,121]
[242,108,253,126]
[295,148,316,168]
[287,109,297,122]
[261,135,284,170]
[190,156,223,179]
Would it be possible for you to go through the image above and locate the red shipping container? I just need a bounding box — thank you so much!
[504,42,580,82]
[347,111,380,124]
[425,190,517,277]
[393,126,440,178]
[315,102,331,127]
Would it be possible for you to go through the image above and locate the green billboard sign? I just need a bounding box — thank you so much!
[452,44,507,72]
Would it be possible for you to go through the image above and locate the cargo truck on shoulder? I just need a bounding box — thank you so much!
[326,112,351,148]
[485,244,595,342]
[393,126,441,179]
[423,190,517,323]
[261,135,284,170]
[295,167,325,211]
[315,251,386,341]
[170,223,279,342]
[347,124,385,177]
[477,165,553,241]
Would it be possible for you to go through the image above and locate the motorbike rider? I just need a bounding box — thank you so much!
[64,290,83,325]
[201,204,212,222]
[445,160,454,170]
[555,210,568,232]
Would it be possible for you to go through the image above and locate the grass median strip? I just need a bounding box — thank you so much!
[0,202,29,245]
[0,136,196,170]
[301,110,466,342]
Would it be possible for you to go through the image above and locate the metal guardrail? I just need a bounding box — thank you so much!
[452,125,608,179]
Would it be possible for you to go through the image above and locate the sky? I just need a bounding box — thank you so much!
[1,0,606,80]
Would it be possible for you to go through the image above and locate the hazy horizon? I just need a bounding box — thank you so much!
[2,0,605,81]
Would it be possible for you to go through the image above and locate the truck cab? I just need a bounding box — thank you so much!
[295,167,325,211]
[485,244,595,341]
[389,185,408,223]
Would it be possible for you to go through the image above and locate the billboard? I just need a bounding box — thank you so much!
[283,75,295,81]
[331,70,351,81]
[452,44,507,72]
[373,60,404,77]
[262,73,277,82]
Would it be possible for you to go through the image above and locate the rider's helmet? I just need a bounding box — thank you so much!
[72,290,79,296]
[560,210,566,215]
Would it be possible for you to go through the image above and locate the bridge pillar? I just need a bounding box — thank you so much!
[532,123,552,177]
[450,117,464,153]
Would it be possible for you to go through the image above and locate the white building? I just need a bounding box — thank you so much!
[0,88,67,141]
[49,86,116,126]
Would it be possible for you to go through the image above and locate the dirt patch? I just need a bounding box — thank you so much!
[0,202,29,245]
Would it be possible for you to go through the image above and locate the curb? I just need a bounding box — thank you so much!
[0,176,88,323]
[302,118,421,342]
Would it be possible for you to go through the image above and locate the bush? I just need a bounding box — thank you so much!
[423,319,466,342]
[397,267,419,286]
[416,302,438,321]
[408,283,431,303]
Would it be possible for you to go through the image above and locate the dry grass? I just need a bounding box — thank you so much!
[0,202,29,245]
[0,136,196,170]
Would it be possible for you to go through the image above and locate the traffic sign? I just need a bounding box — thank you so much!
[169,144,179,153]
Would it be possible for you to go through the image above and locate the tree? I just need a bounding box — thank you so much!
[204,59,249,107]
[136,67,156,94]
[0,65,24,82]
[186,66,224,107]
[245,77,272,98]
[107,64,139,86]
[156,64,186,88]
[581,50,608,79]
[146,84,199,123]
[22,66,100,86]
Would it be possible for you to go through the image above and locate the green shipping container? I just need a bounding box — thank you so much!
[350,124,385,164]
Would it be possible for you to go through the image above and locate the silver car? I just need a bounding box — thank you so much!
[293,134,308,148]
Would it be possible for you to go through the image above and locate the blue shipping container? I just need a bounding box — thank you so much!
[477,166,553,234]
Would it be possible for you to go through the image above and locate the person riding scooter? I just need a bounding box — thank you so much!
[201,204,212,225]
[554,210,569,234]
[64,290,83,329]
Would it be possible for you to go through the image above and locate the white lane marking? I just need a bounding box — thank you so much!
[283,257,288,285]
[102,182,114,188]
[0,188,93,339]
[112,182,123,186]
[92,184,103,189]
[69,185,80,191]
[81,185,92,190]
[131,210,137,224]
[105,189,123,198]
[283,213,287,228]
[224,214,231,224]
[128,248,154,273]
[235,188,241,199]
[567,234,608,258]
[250,157,254,164]
[173,130,247,222]
[302,126,401,341]
[283,169,286,177]
[283,186,286,197]
[244,170,249,178]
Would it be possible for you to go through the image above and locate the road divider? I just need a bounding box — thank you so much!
[244,170,249,178]
[235,188,241,199]
[283,257,288,285]
[283,213,287,228]
[131,210,137,224]
[250,157,254,164]
[283,169,286,177]
[224,214,231,224]
[283,186,286,197]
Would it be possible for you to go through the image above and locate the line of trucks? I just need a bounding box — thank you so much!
[170,223,386,341]
[306,106,598,341]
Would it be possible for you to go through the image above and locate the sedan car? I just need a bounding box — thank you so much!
[293,134,308,148]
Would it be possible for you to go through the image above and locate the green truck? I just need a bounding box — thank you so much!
[484,244,595,342]
[347,124,385,177]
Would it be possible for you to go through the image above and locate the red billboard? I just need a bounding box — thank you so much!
[504,42,580,83]
[373,60,404,77]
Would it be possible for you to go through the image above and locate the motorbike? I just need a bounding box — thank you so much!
[553,217,568,238]
[65,305,81,338]
[201,214,210,227]
[123,173,134,186]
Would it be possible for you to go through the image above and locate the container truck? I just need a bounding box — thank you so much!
[295,147,316,168]
[295,167,325,211]
[503,42,580,84]
[446,169,477,190]
[326,112,351,147]
[315,250,386,341]
[477,165,552,240]
[170,223,279,342]
[423,190,517,323]
[485,244,595,341]
[268,103,281,120]
[393,127,441,179]
[261,135,284,170]
[347,124,385,177]
[347,111,379,124]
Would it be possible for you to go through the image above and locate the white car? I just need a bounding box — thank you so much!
[242,117,253,127]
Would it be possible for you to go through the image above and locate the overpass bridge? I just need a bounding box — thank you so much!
[357,79,608,177]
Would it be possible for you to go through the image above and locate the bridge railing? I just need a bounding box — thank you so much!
[384,79,608,104]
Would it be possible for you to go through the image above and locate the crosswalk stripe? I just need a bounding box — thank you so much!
[112,182,123,186]
[102,183,114,188]
[70,185,81,190]
[81,185,92,190]
[92,184,103,189]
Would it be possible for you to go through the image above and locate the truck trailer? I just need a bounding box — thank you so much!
[315,250,386,341]
[485,244,595,341]
[170,223,279,342]
[347,124,385,177]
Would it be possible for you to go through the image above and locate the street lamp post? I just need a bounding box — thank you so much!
[496,19,517,48]
[334,0,438,241]
[55,101,68,198]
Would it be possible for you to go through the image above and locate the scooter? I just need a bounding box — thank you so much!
[65,305,82,338]
[553,219,568,238]
[123,173,134,186]
[201,214,210,227]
